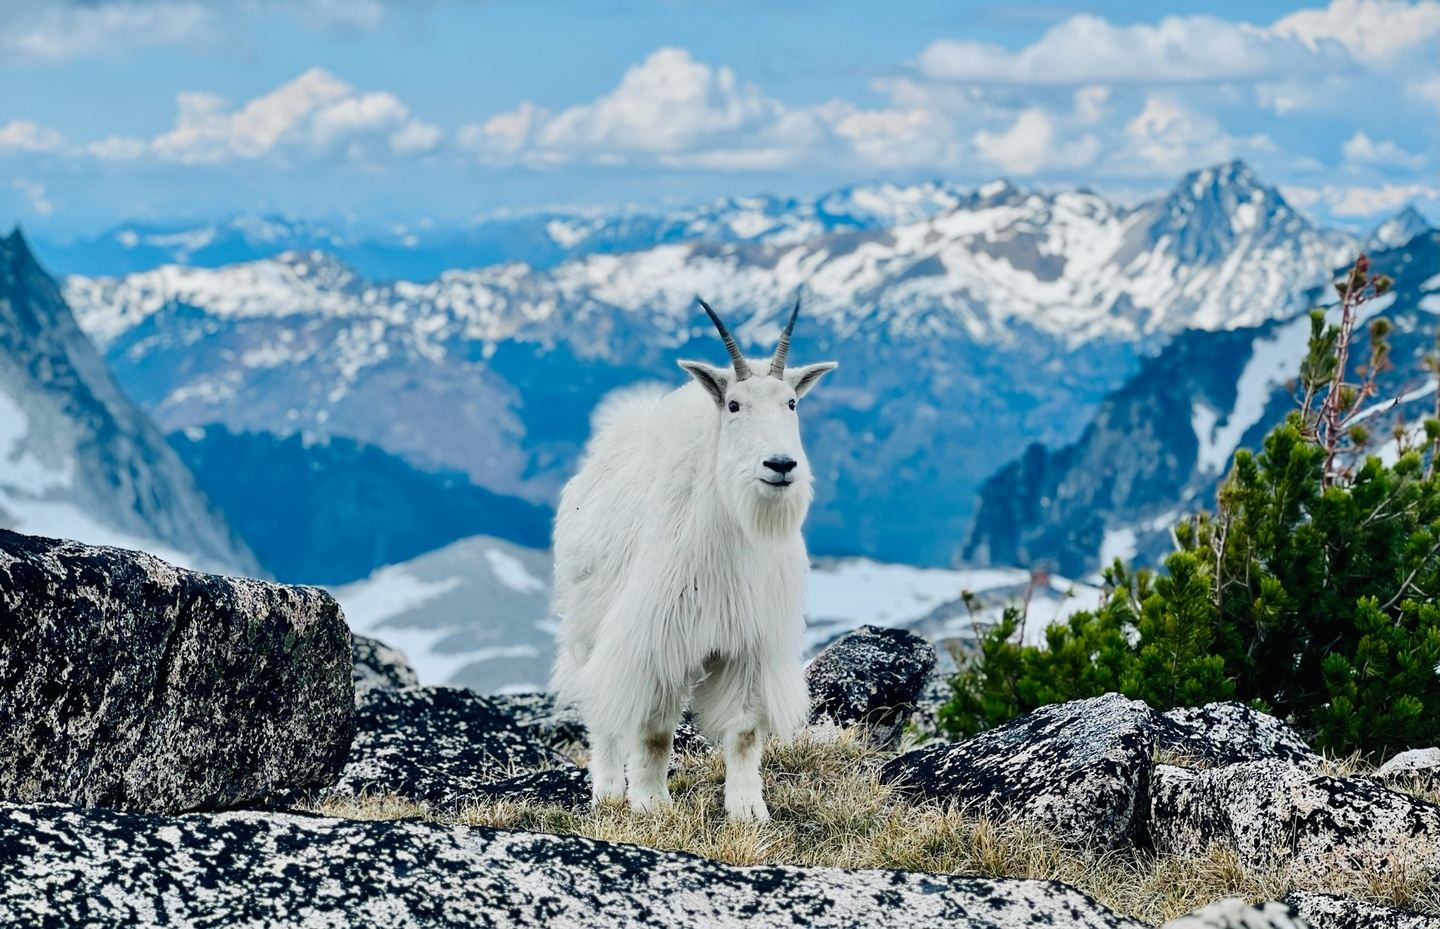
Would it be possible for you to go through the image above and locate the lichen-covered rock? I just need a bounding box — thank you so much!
[1283,892,1440,928]
[327,686,565,808]
[1160,899,1310,928]
[489,691,589,752]
[807,625,936,745]
[466,766,591,811]
[351,633,419,697]
[0,530,353,813]
[900,671,956,744]
[488,692,712,757]
[1157,702,1319,768]
[1148,761,1440,881]
[1377,748,1440,786]
[0,803,1150,929]
[880,693,1156,848]
[672,719,713,755]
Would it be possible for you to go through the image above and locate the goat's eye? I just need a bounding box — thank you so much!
[727,400,740,413]
[788,398,797,411]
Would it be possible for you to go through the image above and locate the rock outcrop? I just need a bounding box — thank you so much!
[880,693,1156,848]
[466,767,592,811]
[0,803,1152,929]
[351,633,419,697]
[1156,703,1319,768]
[807,625,936,745]
[0,530,353,813]
[1148,761,1440,881]
[488,691,589,752]
[326,687,566,808]
[1377,748,1440,787]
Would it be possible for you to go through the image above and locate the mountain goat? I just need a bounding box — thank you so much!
[552,298,837,821]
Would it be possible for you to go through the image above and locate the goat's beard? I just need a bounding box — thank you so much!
[733,478,812,539]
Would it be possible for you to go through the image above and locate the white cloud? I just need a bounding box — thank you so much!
[0,120,68,154]
[1074,86,1111,125]
[915,14,1343,86]
[86,136,149,161]
[10,179,52,216]
[0,2,224,62]
[129,68,442,165]
[0,68,442,168]
[1410,72,1440,109]
[1274,0,1440,59]
[0,1,396,63]
[1342,131,1427,169]
[973,109,1099,175]
[1120,96,1275,174]
[1284,181,1440,217]
[460,48,830,170]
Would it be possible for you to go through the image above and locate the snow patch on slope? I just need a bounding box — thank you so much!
[0,387,196,567]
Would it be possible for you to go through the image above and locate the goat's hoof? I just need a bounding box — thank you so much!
[628,791,673,814]
[591,790,625,810]
[725,796,770,823]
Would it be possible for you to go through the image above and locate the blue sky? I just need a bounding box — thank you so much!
[1,0,1437,236]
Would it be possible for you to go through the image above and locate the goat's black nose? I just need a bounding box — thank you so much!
[764,456,797,475]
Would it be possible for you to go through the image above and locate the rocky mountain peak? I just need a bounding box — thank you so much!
[0,227,260,575]
[1368,205,1432,251]
[1140,160,1304,265]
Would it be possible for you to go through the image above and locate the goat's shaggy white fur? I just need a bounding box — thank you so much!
[552,331,835,821]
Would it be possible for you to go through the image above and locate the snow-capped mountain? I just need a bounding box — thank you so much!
[1368,206,1433,251]
[62,162,1354,571]
[0,229,259,574]
[69,162,1353,348]
[34,180,977,283]
[334,534,1100,693]
[965,230,1440,577]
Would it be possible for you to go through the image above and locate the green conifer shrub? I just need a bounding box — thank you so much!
[941,257,1440,759]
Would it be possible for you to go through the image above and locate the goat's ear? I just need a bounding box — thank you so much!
[678,360,730,406]
[786,361,837,398]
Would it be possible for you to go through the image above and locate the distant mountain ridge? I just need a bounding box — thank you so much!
[0,230,260,574]
[965,227,1440,577]
[33,180,978,282]
[61,162,1359,570]
[170,425,552,585]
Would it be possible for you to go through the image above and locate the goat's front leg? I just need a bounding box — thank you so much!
[693,657,781,821]
[626,698,681,813]
[721,727,769,822]
[588,731,626,807]
[627,728,674,813]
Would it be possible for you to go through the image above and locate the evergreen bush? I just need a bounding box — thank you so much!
[941,257,1440,758]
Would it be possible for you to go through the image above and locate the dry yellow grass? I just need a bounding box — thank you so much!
[314,730,1440,925]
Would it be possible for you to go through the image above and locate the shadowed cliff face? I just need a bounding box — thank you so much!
[0,229,259,575]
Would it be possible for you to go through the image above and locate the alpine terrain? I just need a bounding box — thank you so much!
[61,162,1355,579]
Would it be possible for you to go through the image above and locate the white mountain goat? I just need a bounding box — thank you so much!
[551,298,837,821]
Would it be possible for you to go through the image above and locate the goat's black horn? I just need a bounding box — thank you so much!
[770,294,800,378]
[697,297,751,380]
